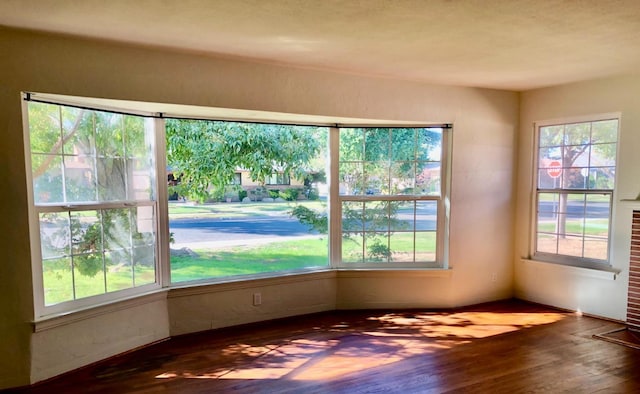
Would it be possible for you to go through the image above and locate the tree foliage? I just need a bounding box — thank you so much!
[165,119,325,202]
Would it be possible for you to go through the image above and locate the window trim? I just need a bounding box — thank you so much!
[530,113,621,269]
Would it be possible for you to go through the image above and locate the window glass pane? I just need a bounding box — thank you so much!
[588,167,615,189]
[70,210,102,255]
[564,123,590,145]
[537,192,559,218]
[539,125,563,147]
[97,158,127,201]
[342,235,364,263]
[105,249,133,292]
[129,158,155,200]
[537,169,562,189]
[62,108,94,156]
[43,257,74,306]
[133,245,156,286]
[364,129,389,161]
[563,168,588,189]
[539,146,562,162]
[416,162,440,195]
[557,235,584,258]
[389,232,414,262]
[364,161,388,195]
[364,233,389,262]
[339,161,364,195]
[391,162,414,194]
[103,208,132,250]
[417,128,442,161]
[29,102,62,154]
[132,206,155,246]
[39,212,70,259]
[585,194,610,221]
[590,143,616,167]
[415,231,436,262]
[591,120,617,143]
[32,155,63,204]
[583,236,608,260]
[536,233,558,254]
[364,201,389,231]
[391,128,416,161]
[95,112,125,157]
[73,253,106,298]
[563,145,590,168]
[64,156,97,202]
[342,201,364,232]
[390,201,414,232]
[124,116,147,158]
[416,201,437,231]
[339,128,364,161]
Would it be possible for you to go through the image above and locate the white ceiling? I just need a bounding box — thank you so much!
[2,0,640,91]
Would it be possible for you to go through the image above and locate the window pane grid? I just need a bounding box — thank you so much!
[535,117,617,264]
[28,101,158,309]
[339,128,443,266]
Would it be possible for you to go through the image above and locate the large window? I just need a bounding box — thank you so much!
[26,101,158,314]
[165,119,330,283]
[25,96,451,316]
[337,127,447,267]
[534,117,618,266]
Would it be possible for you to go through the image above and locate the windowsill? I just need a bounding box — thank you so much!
[520,258,620,280]
[32,289,169,333]
[336,268,452,278]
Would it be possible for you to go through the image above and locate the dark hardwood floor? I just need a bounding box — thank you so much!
[9,299,640,393]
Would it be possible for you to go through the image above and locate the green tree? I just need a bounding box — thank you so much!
[165,119,325,202]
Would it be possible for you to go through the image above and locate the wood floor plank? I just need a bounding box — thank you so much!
[7,299,640,393]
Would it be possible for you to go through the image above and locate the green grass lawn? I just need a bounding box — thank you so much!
[42,259,155,306]
[170,236,330,282]
[538,219,608,236]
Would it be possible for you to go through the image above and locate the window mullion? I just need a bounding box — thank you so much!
[329,126,341,266]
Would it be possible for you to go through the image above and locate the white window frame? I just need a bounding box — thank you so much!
[23,97,165,318]
[531,114,620,269]
[330,126,451,269]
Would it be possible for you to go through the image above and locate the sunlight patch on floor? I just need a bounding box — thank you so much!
[155,311,566,381]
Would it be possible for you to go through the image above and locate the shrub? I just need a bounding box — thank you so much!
[268,189,280,199]
[280,188,299,201]
[238,189,248,200]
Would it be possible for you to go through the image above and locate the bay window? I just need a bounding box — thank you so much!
[24,95,451,317]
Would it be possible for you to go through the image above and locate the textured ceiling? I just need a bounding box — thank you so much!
[1,0,639,91]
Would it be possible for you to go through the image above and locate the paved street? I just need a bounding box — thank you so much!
[169,216,316,248]
[169,206,438,249]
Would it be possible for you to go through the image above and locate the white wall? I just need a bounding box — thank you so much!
[515,73,640,320]
[0,27,518,388]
